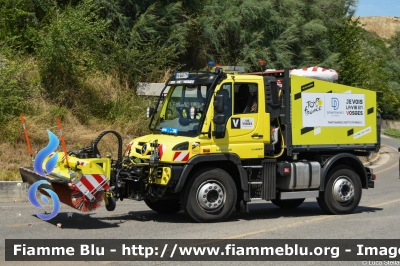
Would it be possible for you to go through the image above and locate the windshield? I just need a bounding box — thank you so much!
[151,85,209,137]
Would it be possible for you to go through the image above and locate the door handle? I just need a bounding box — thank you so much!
[252,133,263,139]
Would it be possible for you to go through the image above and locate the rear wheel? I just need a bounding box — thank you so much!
[181,168,237,223]
[144,198,182,214]
[317,166,361,214]
[271,198,305,208]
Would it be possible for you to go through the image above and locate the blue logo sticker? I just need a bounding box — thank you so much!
[331,98,339,110]
[29,130,61,220]
[28,180,60,221]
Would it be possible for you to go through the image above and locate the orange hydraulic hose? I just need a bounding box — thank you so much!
[57,118,69,167]
[20,114,33,158]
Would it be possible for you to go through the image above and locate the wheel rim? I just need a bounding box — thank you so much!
[332,176,354,203]
[196,180,225,212]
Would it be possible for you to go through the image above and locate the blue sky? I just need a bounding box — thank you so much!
[355,0,400,17]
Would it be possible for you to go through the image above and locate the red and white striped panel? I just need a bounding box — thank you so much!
[71,174,110,200]
[158,144,166,159]
[290,66,338,82]
[173,151,189,162]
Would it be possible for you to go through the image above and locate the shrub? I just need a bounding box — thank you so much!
[0,50,40,124]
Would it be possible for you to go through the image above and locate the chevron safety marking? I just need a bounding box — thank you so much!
[173,151,189,162]
[71,174,109,200]
[158,144,166,159]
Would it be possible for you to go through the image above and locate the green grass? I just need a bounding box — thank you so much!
[383,127,400,143]
[384,127,400,139]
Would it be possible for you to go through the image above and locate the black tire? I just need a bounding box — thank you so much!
[105,196,116,211]
[180,168,237,223]
[144,198,182,214]
[317,166,362,214]
[317,194,332,214]
[271,198,305,208]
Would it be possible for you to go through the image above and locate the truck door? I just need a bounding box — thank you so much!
[213,81,266,159]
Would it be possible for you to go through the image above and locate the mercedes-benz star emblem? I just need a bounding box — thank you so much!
[141,144,147,155]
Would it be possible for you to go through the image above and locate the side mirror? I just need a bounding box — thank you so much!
[269,80,279,106]
[146,107,155,118]
[213,113,225,125]
[214,94,224,113]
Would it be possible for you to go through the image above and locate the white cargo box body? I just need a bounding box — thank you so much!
[276,161,321,190]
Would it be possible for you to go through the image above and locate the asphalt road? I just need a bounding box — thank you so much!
[1,135,400,266]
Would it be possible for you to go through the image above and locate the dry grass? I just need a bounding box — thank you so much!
[0,143,33,181]
[0,72,156,181]
[0,114,153,181]
[159,68,175,83]
[357,16,400,39]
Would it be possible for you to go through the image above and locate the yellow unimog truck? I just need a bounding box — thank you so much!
[20,67,379,222]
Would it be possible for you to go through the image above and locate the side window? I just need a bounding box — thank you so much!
[234,83,258,114]
[249,84,258,113]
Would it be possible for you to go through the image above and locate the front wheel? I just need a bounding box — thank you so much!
[144,198,182,214]
[317,166,362,214]
[181,168,237,223]
[271,198,305,208]
[105,195,116,211]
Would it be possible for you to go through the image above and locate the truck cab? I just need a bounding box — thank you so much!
[121,67,379,222]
